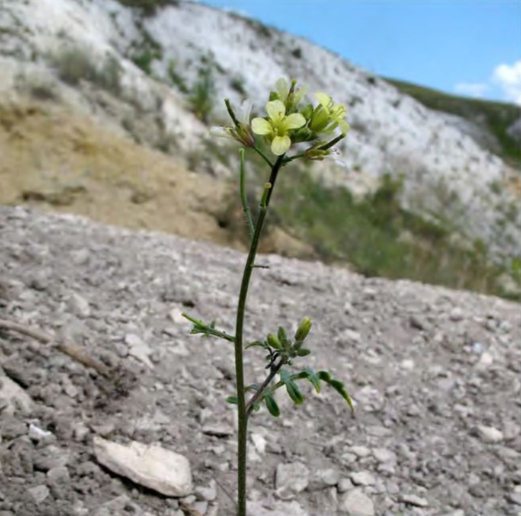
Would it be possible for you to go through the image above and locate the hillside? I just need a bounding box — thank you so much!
[1,205,520,516]
[0,0,520,299]
[386,78,521,166]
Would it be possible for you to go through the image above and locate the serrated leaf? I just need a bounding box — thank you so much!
[264,394,280,417]
[286,381,304,405]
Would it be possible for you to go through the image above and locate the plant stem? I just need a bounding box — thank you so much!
[245,358,285,416]
[234,155,284,516]
[239,149,254,239]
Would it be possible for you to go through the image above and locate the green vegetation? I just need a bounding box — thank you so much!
[168,60,189,93]
[387,78,521,166]
[115,0,179,16]
[49,47,121,95]
[130,27,163,75]
[269,169,513,298]
[189,63,216,124]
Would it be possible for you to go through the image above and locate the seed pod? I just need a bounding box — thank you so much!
[295,317,312,343]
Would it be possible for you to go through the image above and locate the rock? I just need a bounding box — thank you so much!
[93,437,192,497]
[28,423,53,442]
[68,292,91,318]
[308,468,339,490]
[476,425,504,443]
[339,488,375,515]
[0,374,34,415]
[248,500,308,516]
[194,480,217,502]
[125,334,154,368]
[350,471,376,486]
[507,492,521,505]
[449,308,464,322]
[372,448,396,463]
[27,485,50,504]
[251,433,267,454]
[338,478,354,493]
[400,494,429,507]
[275,462,310,499]
[350,446,371,458]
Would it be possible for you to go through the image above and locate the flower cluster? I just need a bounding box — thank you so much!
[214,77,348,159]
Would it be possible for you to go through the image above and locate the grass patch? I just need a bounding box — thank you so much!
[189,62,216,124]
[387,78,521,166]
[130,26,163,75]
[272,170,513,298]
[49,47,122,95]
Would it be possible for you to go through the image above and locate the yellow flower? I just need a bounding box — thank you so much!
[274,78,307,111]
[251,100,306,155]
[312,92,349,135]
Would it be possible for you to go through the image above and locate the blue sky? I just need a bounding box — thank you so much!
[200,0,521,105]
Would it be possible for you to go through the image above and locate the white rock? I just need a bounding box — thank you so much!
[28,485,50,504]
[251,433,267,455]
[28,423,53,441]
[350,446,371,458]
[449,307,464,322]
[308,468,339,490]
[275,462,310,499]
[372,448,396,463]
[0,374,34,415]
[339,488,375,516]
[68,292,91,318]
[477,425,504,443]
[93,437,192,497]
[350,471,376,486]
[195,480,217,501]
[248,500,307,516]
[125,333,154,368]
[400,493,429,507]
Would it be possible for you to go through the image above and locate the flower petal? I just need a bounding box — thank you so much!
[251,118,272,135]
[271,135,291,155]
[266,100,286,121]
[293,85,308,105]
[315,92,331,110]
[239,99,253,124]
[275,78,289,100]
[283,113,306,130]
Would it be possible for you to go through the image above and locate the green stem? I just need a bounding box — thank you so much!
[252,146,274,168]
[245,357,285,416]
[239,149,254,239]
[234,155,284,516]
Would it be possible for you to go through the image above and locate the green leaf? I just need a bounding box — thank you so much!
[226,396,238,405]
[318,371,354,413]
[264,394,280,417]
[286,381,304,404]
[246,340,267,350]
[296,348,311,357]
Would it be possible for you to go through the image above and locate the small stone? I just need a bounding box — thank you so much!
[94,437,192,497]
[507,492,521,505]
[308,468,339,490]
[275,463,310,499]
[68,293,91,318]
[339,488,375,516]
[350,471,376,486]
[400,494,429,507]
[251,433,267,454]
[400,359,415,370]
[476,425,504,443]
[372,448,396,463]
[350,446,371,458]
[195,480,217,502]
[338,478,354,493]
[0,375,34,415]
[125,334,154,368]
[449,307,464,321]
[27,485,50,504]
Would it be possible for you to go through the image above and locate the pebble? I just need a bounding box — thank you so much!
[339,488,375,516]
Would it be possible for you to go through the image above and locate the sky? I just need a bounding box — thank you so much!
[200,0,521,105]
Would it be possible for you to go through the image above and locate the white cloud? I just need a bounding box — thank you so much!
[454,82,489,98]
[492,60,521,105]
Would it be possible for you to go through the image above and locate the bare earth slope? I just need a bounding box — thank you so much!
[1,206,520,516]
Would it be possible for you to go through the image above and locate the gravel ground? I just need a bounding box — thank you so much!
[0,205,520,516]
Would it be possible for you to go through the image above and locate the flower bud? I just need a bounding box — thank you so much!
[267,333,282,350]
[295,317,312,342]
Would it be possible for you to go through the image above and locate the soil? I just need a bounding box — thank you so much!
[0,205,520,516]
